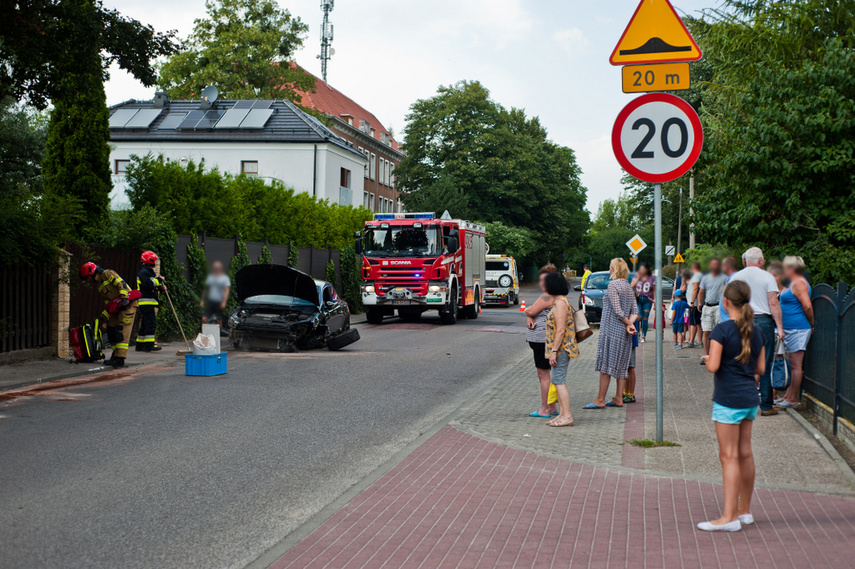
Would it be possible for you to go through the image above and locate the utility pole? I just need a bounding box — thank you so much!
[688,172,695,250]
[676,186,683,272]
[319,0,335,83]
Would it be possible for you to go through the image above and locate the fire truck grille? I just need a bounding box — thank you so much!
[376,280,429,296]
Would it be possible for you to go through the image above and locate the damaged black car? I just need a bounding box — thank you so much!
[228,264,360,352]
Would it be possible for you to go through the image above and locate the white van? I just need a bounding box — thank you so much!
[484,254,520,306]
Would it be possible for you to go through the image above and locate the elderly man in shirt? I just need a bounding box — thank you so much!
[730,247,785,416]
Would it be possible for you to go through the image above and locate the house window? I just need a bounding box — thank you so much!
[370,127,376,138]
[340,167,351,188]
[389,164,395,188]
[381,159,387,186]
[369,193,375,211]
[363,192,369,208]
[241,161,259,176]
[359,147,368,177]
[115,159,130,174]
[370,153,376,180]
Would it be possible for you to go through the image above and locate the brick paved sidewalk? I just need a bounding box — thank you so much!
[270,426,855,569]
[265,330,855,568]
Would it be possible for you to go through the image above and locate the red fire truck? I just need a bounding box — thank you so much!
[356,213,487,325]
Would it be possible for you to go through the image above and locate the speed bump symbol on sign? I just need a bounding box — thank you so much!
[622,63,690,93]
[610,0,702,66]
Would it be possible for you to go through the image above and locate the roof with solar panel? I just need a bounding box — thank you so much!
[107,91,365,159]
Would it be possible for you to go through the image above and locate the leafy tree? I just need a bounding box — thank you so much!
[288,242,299,268]
[483,222,536,261]
[187,235,208,297]
[340,247,362,313]
[228,236,251,309]
[396,81,588,265]
[403,174,469,219]
[325,260,337,288]
[690,0,855,283]
[158,0,313,100]
[0,0,178,109]
[257,243,272,264]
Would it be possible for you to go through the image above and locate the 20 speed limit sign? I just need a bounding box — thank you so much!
[612,93,703,183]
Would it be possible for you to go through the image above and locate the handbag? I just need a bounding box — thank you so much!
[573,306,593,343]
[772,338,791,390]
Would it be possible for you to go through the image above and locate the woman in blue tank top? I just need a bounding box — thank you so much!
[777,256,814,408]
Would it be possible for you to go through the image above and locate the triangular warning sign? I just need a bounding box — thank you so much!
[610,0,702,66]
[673,252,685,264]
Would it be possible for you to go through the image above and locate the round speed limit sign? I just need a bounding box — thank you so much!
[612,93,703,183]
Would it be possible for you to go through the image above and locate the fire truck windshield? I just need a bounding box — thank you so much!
[364,226,443,258]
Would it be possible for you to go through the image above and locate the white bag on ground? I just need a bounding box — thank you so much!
[193,333,218,355]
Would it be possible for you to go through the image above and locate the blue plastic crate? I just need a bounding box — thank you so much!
[185,352,228,376]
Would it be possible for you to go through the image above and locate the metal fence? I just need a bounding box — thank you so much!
[803,282,855,435]
[0,265,53,353]
[175,234,343,292]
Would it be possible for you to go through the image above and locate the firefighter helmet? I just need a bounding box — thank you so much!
[79,262,98,280]
[141,251,159,265]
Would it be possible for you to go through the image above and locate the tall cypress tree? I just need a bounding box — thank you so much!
[42,0,112,234]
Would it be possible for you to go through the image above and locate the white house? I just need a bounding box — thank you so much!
[108,94,367,208]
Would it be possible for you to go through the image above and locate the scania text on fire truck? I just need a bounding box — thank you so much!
[355,213,487,325]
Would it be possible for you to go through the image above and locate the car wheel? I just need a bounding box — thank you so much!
[440,287,458,325]
[365,308,384,325]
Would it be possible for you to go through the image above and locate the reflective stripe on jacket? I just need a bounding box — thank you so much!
[137,265,161,306]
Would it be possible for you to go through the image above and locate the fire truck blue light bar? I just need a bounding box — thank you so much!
[373,213,435,220]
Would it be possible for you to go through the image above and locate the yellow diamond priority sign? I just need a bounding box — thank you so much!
[626,234,647,256]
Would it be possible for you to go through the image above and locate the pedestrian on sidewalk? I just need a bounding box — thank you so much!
[200,261,231,330]
[778,256,814,409]
[767,261,785,293]
[698,280,766,532]
[624,315,640,404]
[731,247,784,416]
[698,258,728,357]
[587,258,638,410]
[541,271,579,427]
[631,262,655,343]
[670,290,688,348]
[524,265,559,418]
[687,262,703,347]
[718,257,739,324]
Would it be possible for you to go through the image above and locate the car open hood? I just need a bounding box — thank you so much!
[234,264,320,306]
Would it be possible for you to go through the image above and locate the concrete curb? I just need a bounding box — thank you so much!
[0,361,161,393]
[786,407,855,491]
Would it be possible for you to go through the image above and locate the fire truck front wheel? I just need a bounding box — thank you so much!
[439,286,458,325]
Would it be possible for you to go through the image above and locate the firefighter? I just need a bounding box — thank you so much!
[79,262,138,368]
[136,251,166,352]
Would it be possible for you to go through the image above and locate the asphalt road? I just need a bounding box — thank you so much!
[0,286,562,569]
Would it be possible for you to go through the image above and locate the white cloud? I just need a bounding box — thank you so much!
[552,27,591,56]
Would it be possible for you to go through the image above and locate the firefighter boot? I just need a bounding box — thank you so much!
[104,356,125,368]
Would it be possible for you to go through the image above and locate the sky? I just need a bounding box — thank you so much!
[103,0,714,214]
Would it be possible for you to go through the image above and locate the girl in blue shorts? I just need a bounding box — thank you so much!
[698,280,766,532]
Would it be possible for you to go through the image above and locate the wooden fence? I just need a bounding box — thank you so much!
[0,265,53,353]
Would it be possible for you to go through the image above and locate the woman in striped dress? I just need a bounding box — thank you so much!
[586,258,639,409]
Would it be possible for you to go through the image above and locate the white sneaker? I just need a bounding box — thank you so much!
[697,520,742,532]
[738,514,755,525]
[641,337,646,343]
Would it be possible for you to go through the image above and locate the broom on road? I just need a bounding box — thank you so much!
[163,288,193,355]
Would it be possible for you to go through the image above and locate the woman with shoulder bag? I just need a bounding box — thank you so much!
[541,272,581,427]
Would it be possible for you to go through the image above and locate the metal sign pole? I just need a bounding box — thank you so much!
[654,183,664,442]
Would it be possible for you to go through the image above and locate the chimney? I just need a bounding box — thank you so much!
[153,91,169,108]
[359,118,370,133]
[381,132,391,146]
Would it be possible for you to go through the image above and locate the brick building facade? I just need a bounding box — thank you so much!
[296,74,404,213]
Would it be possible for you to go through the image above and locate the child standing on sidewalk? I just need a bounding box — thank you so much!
[670,290,688,349]
[697,280,766,532]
